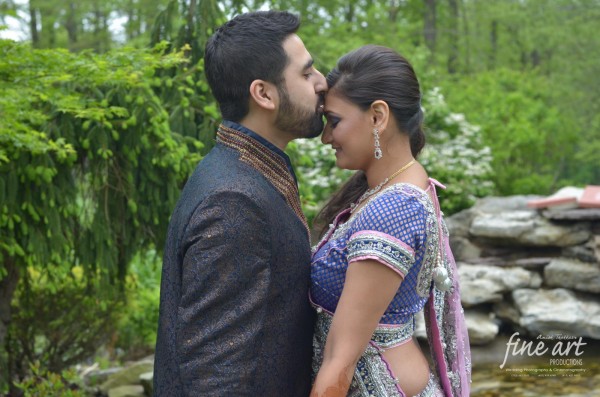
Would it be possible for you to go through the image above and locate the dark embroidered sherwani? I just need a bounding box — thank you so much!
[153,121,315,396]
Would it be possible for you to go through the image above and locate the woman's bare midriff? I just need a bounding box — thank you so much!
[382,338,430,396]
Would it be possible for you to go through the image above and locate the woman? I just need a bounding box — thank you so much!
[309,45,471,397]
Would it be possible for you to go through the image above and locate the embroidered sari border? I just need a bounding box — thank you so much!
[347,231,415,276]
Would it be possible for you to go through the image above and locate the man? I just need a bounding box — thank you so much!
[153,11,327,396]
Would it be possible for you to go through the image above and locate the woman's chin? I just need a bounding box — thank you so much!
[334,159,353,171]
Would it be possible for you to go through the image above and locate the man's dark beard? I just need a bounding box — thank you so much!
[275,85,324,139]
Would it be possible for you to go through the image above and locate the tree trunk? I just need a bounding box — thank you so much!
[447,0,459,73]
[530,49,541,67]
[0,257,20,374]
[489,19,498,69]
[389,0,400,22]
[65,2,78,49]
[126,0,137,41]
[28,2,39,47]
[187,0,197,36]
[345,2,355,24]
[460,0,471,72]
[92,5,110,53]
[423,0,437,55]
[40,12,56,48]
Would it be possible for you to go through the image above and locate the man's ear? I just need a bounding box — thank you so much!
[249,79,277,111]
[371,100,390,131]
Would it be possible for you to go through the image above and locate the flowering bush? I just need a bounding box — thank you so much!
[288,87,494,224]
[286,138,352,224]
[420,87,495,214]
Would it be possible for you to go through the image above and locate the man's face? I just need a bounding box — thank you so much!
[274,34,327,139]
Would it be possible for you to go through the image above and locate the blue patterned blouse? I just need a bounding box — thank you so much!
[310,182,440,327]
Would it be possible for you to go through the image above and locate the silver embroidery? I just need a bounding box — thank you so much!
[313,310,404,396]
[313,310,444,397]
[312,183,457,396]
[332,219,352,241]
[375,183,439,298]
[347,232,414,275]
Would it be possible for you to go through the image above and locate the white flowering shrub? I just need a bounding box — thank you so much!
[288,87,494,224]
[420,87,495,214]
[286,137,352,223]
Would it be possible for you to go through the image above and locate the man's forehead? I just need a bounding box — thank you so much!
[282,34,312,67]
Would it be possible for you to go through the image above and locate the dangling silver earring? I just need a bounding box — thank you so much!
[373,128,383,159]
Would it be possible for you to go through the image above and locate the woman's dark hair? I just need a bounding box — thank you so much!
[204,11,300,122]
[314,45,426,236]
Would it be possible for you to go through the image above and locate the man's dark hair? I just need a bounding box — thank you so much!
[204,11,300,122]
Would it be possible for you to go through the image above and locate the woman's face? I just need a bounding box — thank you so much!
[321,89,374,171]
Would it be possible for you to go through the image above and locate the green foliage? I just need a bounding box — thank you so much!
[8,264,125,378]
[13,362,85,397]
[112,251,162,359]
[0,38,202,284]
[0,38,206,389]
[441,68,578,195]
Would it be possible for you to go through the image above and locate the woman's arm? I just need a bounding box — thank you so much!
[310,259,404,397]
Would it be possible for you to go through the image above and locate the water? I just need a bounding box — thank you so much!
[470,335,600,397]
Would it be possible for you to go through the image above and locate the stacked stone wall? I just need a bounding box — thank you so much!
[447,195,600,345]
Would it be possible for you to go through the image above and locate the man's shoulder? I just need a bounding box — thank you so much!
[184,144,278,204]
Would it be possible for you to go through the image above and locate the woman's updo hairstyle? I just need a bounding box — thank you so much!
[315,45,426,235]
[326,45,425,157]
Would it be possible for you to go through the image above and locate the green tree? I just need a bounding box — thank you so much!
[442,68,578,195]
[0,39,203,389]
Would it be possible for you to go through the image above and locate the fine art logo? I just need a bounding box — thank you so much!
[500,332,587,375]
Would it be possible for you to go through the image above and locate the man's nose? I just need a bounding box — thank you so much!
[314,69,327,93]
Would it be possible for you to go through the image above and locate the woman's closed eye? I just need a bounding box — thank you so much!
[326,115,341,129]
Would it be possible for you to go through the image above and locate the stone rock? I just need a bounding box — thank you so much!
[100,360,154,393]
[470,211,590,247]
[493,300,521,325]
[471,210,536,238]
[414,310,426,340]
[459,264,540,307]
[465,310,499,345]
[449,236,482,262]
[461,278,504,306]
[139,371,153,397]
[472,195,541,213]
[562,238,599,263]
[544,258,600,293]
[446,208,478,237]
[543,208,600,221]
[108,385,145,397]
[463,256,506,266]
[82,366,123,387]
[512,288,600,339]
[479,245,561,259]
[513,257,553,269]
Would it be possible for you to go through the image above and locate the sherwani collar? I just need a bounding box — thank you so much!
[221,120,297,183]
[217,122,309,237]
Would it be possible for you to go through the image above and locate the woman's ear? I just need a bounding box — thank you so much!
[371,100,390,131]
[249,79,277,111]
